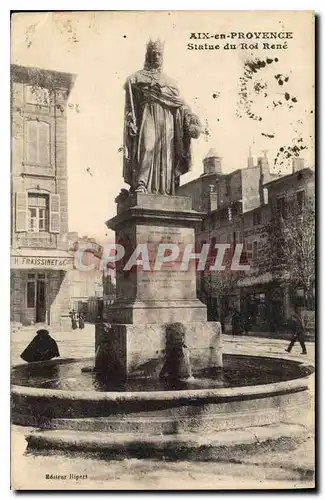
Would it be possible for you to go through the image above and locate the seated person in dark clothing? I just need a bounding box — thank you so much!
[20,329,60,363]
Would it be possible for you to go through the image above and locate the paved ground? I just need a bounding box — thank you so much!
[11,322,315,367]
[11,324,315,490]
[10,425,315,490]
[11,323,96,366]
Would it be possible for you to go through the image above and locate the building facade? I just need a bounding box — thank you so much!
[11,64,75,329]
[238,203,276,332]
[263,165,315,321]
[68,233,116,322]
[177,149,277,326]
[177,149,314,334]
[68,233,105,320]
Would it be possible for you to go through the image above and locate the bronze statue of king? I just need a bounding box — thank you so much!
[123,39,201,195]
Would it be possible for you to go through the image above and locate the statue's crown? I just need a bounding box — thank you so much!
[146,38,165,53]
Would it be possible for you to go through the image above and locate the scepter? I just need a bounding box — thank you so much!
[127,80,138,189]
[128,80,137,136]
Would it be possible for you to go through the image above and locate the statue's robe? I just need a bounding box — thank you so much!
[123,69,192,195]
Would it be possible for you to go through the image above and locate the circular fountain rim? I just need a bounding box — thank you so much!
[11,354,314,403]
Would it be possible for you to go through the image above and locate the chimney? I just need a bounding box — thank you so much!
[247,146,254,168]
[292,157,305,173]
[203,148,222,176]
[257,150,269,169]
[258,151,269,205]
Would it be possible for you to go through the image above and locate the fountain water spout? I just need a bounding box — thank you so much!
[159,323,194,382]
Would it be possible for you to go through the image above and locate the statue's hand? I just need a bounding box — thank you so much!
[126,112,138,136]
[129,122,138,136]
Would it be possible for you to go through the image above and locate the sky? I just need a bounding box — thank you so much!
[11,11,314,239]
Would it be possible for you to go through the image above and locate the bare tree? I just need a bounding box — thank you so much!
[199,243,244,320]
[201,271,238,299]
[267,200,315,310]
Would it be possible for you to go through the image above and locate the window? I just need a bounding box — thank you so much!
[245,241,252,261]
[26,120,50,165]
[277,195,287,219]
[16,192,60,233]
[261,208,269,224]
[253,210,261,225]
[252,241,258,260]
[297,190,305,212]
[28,194,49,232]
[232,204,238,217]
[27,280,35,308]
[295,288,306,308]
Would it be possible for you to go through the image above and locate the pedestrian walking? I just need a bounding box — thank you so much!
[285,309,307,355]
[232,309,243,335]
[243,314,251,335]
[20,329,60,363]
[78,312,85,329]
[220,312,226,334]
[69,310,78,330]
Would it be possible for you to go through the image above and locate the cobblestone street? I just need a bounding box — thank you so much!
[11,324,315,490]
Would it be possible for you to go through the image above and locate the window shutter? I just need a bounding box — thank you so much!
[26,120,38,165]
[38,122,50,165]
[49,194,60,233]
[15,192,28,232]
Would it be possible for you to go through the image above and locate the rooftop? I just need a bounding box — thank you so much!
[205,148,220,159]
[263,167,314,188]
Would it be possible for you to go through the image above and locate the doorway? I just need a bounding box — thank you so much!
[36,278,46,323]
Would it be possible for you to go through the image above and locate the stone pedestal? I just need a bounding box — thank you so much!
[95,321,222,380]
[96,193,222,379]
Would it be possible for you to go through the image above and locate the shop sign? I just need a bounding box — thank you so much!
[11,255,72,270]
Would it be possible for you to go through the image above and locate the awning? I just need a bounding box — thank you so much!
[237,272,273,288]
[11,249,73,271]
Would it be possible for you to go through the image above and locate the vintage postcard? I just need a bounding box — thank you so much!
[10,10,315,490]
